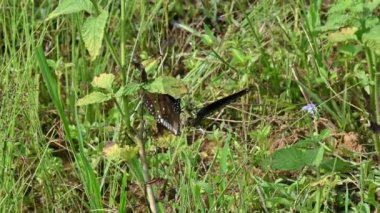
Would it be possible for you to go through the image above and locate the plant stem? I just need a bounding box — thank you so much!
[315,168,321,213]
[137,96,158,213]
[365,47,380,157]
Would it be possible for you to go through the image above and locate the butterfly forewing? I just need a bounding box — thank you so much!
[191,87,252,126]
[143,92,181,135]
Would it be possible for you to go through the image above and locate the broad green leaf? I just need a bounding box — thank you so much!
[46,0,93,20]
[143,76,187,99]
[311,147,324,167]
[363,25,380,55]
[294,129,331,148]
[300,148,323,167]
[115,83,142,98]
[81,10,109,61]
[339,44,362,57]
[319,13,350,32]
[320,158,352,172]
[77,91,111,106]
[103,142,139,162]
[271,147,305,170]
[271,147,324,171]
[91,73,115,92]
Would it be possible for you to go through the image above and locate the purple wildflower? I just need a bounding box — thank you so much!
[302,103,318,117]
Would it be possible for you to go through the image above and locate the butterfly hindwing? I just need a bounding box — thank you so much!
[143,92,181,135]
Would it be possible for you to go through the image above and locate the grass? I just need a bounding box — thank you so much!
[1,0,380,212]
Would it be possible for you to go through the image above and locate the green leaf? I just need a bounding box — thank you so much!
[81,10,109,61]
[143,76,187,99]
[311,146,324,167]
[320,158,352,172]
[46,0,93,20]
[362,25,380,55]
[115,82,142,98]
[103,142,139,162]
[271,147,305,170]
[271,147,324,171]
[91,73,115,92]
[77,92,112,106]
[339,44,362,57]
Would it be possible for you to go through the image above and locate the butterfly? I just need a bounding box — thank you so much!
[133,61,182,135]
[134,61,252,135]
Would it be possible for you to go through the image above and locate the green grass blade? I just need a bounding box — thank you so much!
[35,47,103,210]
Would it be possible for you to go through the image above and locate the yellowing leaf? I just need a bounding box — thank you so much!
[77,91,111,106]
[91,73,115,92]
[81,10,109,61]
[328,27,358,42]
[103,142,139,161]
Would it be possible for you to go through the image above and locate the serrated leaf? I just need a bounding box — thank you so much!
[103,142,139,161]
[46,0,93,20]
[363,25,380,55]
[81,10,108,61]
[143,76,187,99]
[115,82,142,98]
[77,91,111,106]
[91,73,115,92]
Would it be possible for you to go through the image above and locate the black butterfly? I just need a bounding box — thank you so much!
[133,61,182,135]
[134,62,251,135]
[143,87,252,135]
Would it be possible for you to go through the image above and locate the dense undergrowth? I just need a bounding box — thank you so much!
[1,0,380,212]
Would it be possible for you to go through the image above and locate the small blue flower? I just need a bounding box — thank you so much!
[302,103,318,117]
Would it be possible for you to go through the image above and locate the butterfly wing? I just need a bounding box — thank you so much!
[191,87,252,126]
[143,92,181,135]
